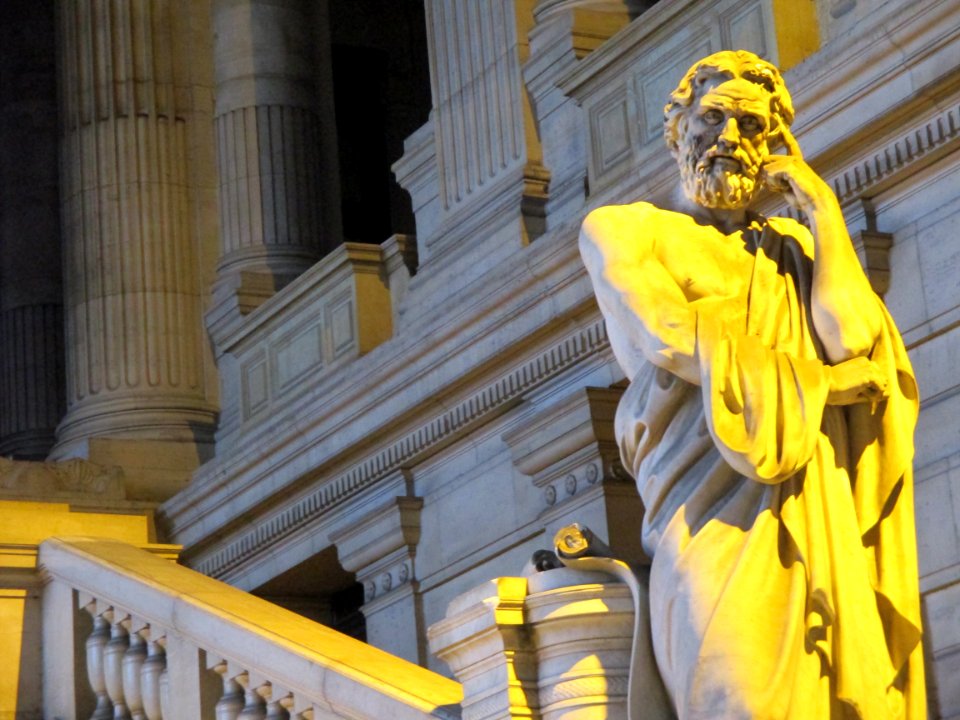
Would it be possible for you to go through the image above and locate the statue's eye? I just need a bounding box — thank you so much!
[739,115,761,133]
[703,109,724,125]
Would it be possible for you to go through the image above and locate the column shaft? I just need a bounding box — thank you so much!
[211,0,324,306]
[54,0,217,495]
[0,1,66,459]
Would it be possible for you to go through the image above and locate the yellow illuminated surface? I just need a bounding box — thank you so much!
[0,499,151,550]
[0,499,156,717]
[0,589,27,718]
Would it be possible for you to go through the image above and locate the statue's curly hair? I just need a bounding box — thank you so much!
[663,50,794,153]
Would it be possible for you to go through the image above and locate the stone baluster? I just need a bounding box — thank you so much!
[140,637,166,720]
[103,614,132,719]
[214,662,245,720]
[236,673,267,720]
[263,685,291,720]
[123,629,148,719]
[265,697,291,720]
[158,667,170,720]
[85,612,114,720]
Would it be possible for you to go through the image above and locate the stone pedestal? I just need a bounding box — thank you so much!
[527,568,634,720]
[428,577,538,720]
[429,568,650,720]
[52,0,218,499]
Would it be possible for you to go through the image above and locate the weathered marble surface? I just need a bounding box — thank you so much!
[579,50,925,718]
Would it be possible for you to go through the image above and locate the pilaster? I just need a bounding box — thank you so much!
[399,0,548,301]
[524,2,637,228]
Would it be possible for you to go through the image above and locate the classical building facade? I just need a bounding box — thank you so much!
[2,0,960,717]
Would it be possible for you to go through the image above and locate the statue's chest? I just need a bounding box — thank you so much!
[652,227,755,303]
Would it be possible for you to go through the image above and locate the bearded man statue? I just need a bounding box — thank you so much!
[579,50,926,719]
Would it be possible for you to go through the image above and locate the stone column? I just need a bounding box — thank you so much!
[53,0,218,499]
[208,0,326,326]
[412,0,549,271]
[0,1,65,459]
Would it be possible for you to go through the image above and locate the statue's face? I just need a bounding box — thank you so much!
[677,77,772,209]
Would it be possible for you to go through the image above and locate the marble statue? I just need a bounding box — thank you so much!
[579,50,926,719]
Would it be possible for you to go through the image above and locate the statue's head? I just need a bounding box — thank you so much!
[663,50,794,209]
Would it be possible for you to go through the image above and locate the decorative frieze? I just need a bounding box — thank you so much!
[828,100,960,205]
[0,457,125,502]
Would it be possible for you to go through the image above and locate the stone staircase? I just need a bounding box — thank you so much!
[35,537,462,719]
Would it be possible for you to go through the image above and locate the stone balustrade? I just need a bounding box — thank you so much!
[38,537,462,720]
[207,241,394,449]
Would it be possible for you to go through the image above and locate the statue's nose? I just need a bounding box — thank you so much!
[718,117,740,148]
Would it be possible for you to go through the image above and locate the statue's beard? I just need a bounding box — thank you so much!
[679,148,761,210]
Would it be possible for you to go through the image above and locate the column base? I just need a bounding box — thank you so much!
[50,398,218,502]
[48,435,214,503]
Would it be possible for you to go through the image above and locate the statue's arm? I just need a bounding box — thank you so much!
[579,205,699,384]
[763,131,882,363]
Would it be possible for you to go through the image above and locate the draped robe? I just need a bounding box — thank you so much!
[584,202,925,719]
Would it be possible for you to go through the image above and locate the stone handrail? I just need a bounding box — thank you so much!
[38,537,462,719]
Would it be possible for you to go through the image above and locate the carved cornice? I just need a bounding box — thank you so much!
[829,99,960,205]
[193,320,610,578]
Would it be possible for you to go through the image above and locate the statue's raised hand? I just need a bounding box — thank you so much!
[761,128,833,213]
[826,356,889,406]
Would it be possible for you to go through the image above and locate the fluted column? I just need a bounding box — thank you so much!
[0,1,66,459]
[53,0,218,497]
[208,0,326,330]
